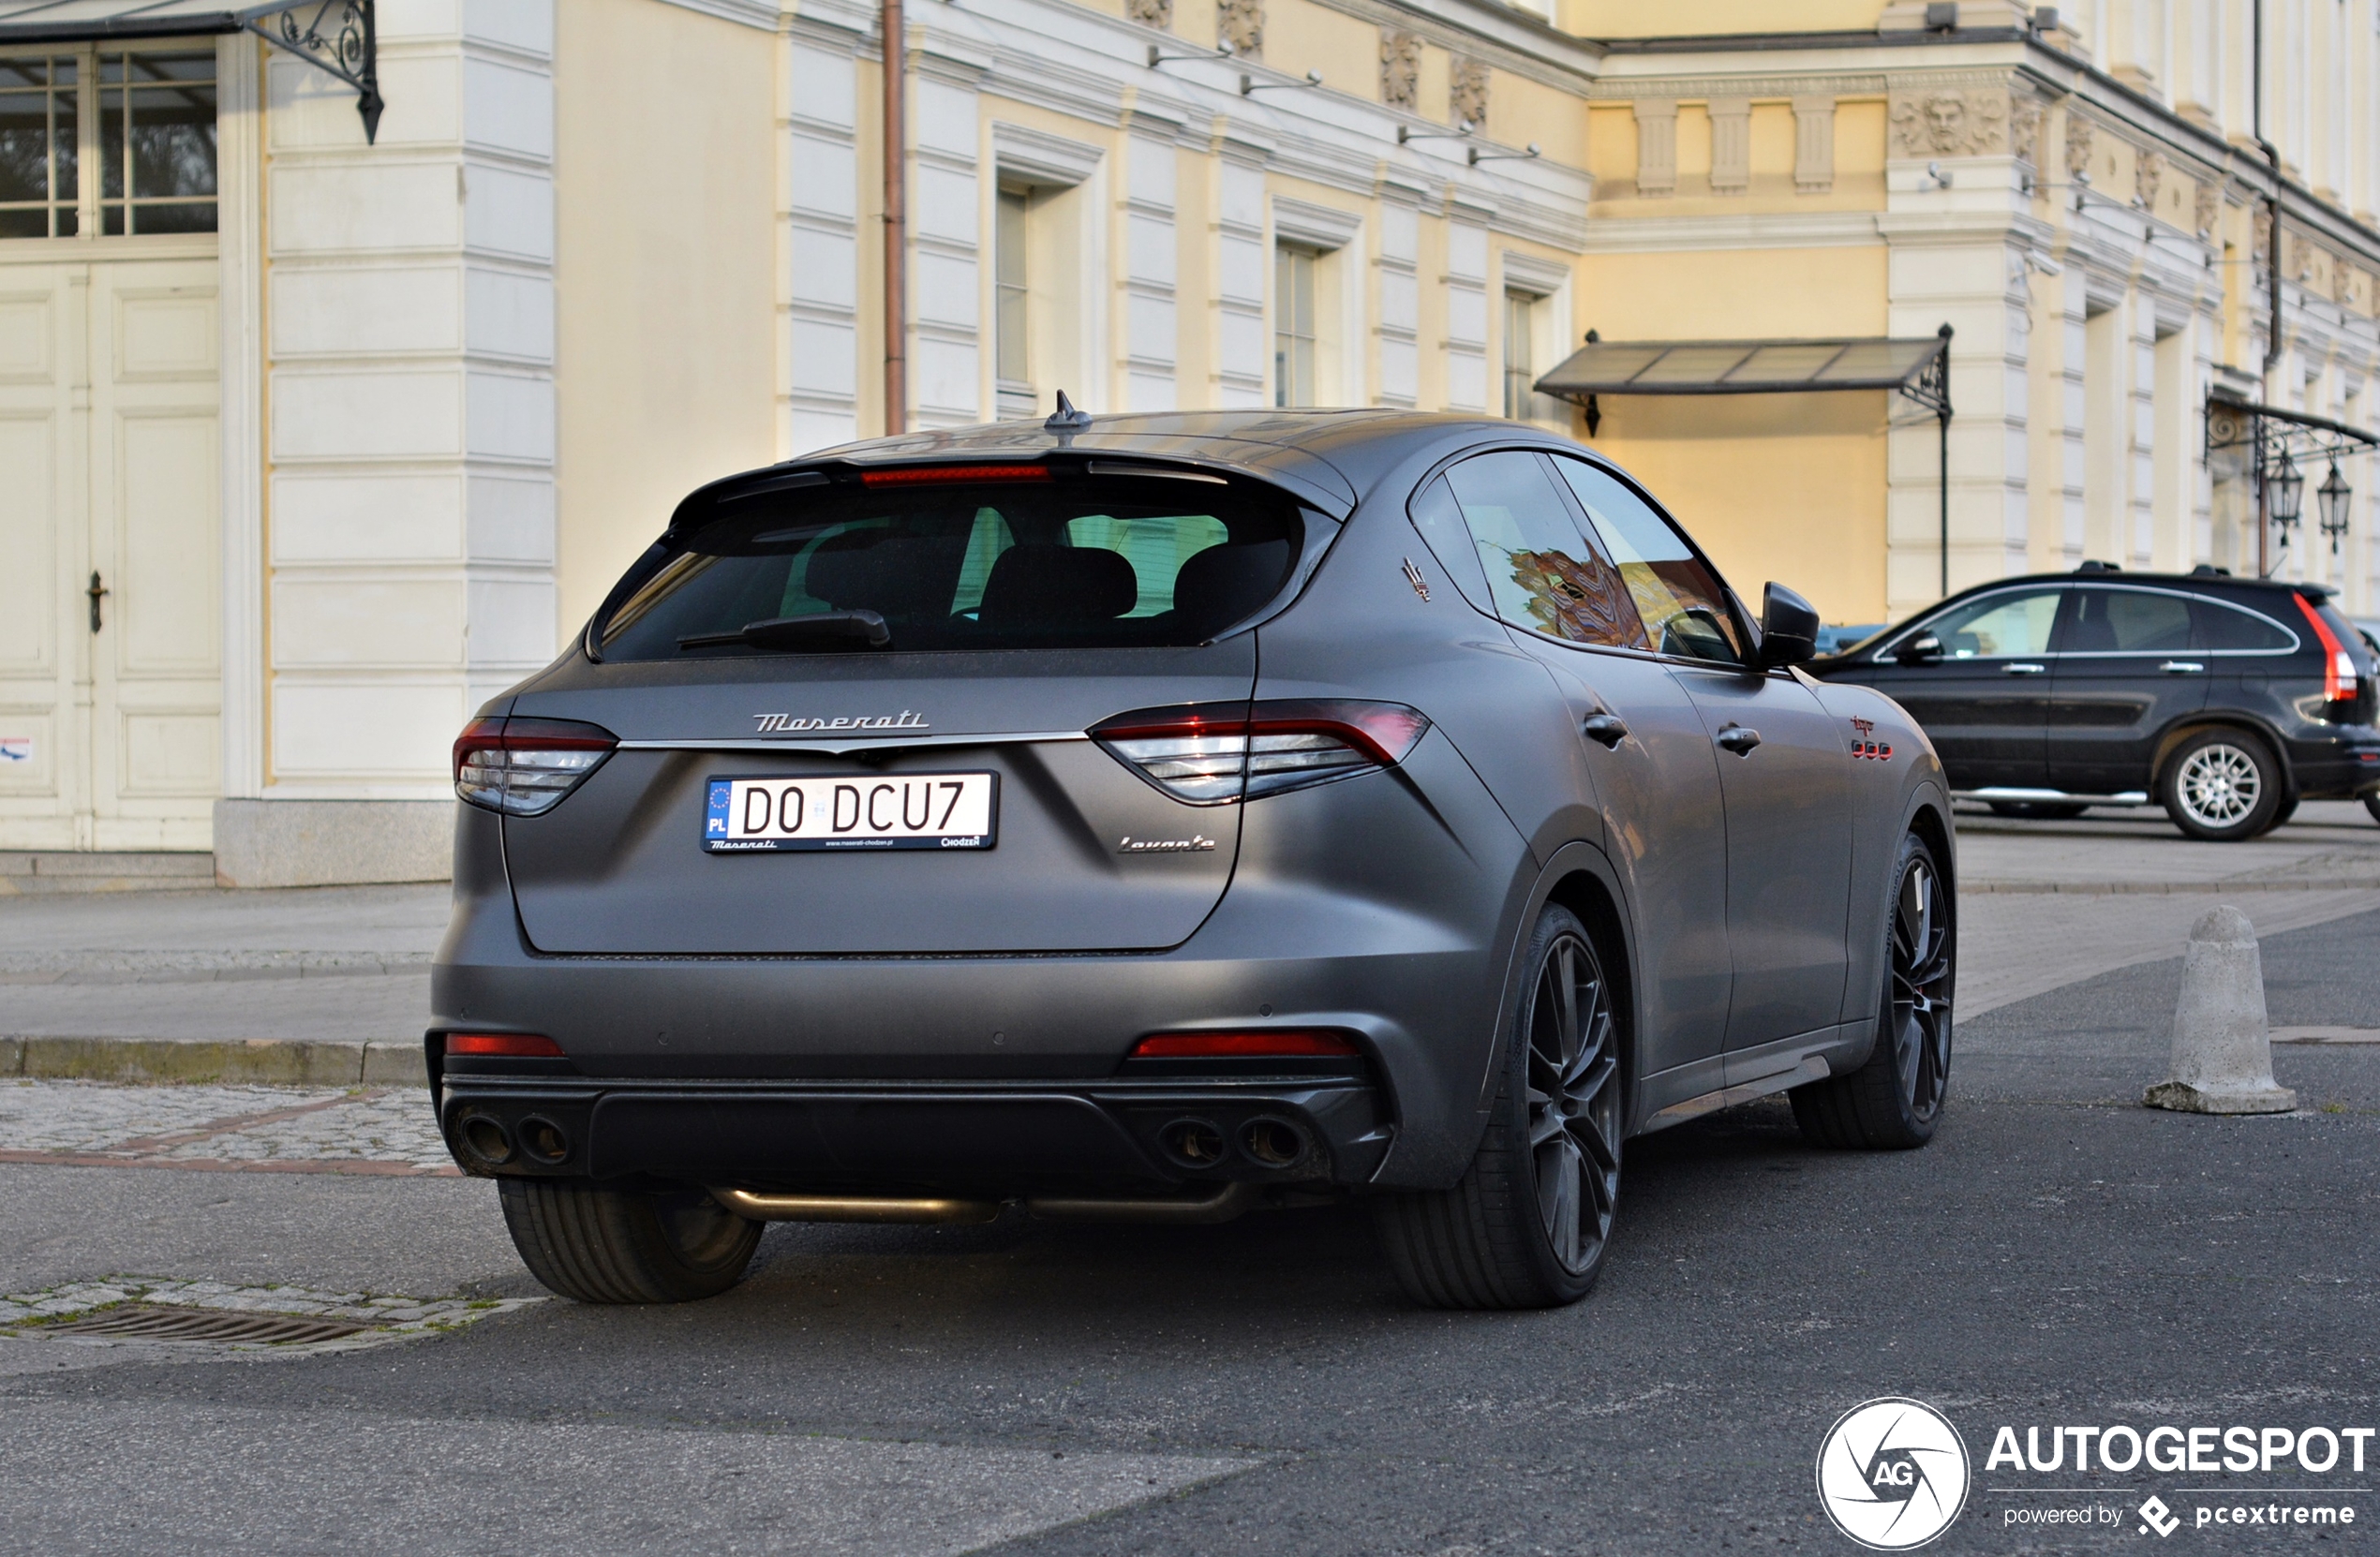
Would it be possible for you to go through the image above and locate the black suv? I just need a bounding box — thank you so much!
[1812,566,2380,840]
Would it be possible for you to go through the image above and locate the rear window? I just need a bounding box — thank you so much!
[598,472,1303,660]
[2191,596,2298,653]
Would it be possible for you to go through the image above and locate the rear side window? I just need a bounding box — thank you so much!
[1442,452,1646,650]
[1549,456,1744,665]
[2190,596,2298,653]
[2059,587,2194,654]
[1926,588,2061,659]
[597,473,1301,660]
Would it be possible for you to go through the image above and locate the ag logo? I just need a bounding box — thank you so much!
[1816,1398,1970,1550]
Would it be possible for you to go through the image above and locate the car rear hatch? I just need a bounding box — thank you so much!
[493,457,1329,956]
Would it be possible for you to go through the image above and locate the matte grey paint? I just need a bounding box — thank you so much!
[432,410,1947,1198]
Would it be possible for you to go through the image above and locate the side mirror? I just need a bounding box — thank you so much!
[1758,583,1821,669]
[1895,631,1945,666]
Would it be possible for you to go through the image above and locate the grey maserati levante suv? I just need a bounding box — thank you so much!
[432,408,1955,1310]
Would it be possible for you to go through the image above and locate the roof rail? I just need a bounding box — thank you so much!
[2075,559,2121,573]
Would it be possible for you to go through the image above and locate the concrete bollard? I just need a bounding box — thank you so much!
[2142,906,2298,1116]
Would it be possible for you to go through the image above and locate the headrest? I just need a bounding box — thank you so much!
[978,545,1138,625]
[803,534,965,617]
[1169,540,1290,628]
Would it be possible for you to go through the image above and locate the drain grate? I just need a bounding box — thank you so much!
[35,1304,376,1345]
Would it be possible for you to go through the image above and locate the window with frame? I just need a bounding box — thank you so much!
[1273,245,1317,407]
[0,47,215,240]
[1924,588,2062,660]
[994,185,1032,416]
[1501,290,1539,421]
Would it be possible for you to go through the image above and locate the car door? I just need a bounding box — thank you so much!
[1546,454,1854,1055]
[1854,586,2066,791]
[2044,585,2208,797]
[1427,449,1733,1074]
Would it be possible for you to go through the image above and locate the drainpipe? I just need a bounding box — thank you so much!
[2254,0,2283,575]
[882,0,908,436]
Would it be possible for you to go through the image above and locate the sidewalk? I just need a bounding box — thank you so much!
[1,884,444,1084]
[4,802,2376,1075]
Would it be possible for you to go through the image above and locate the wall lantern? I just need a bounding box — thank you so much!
[2268,450,2304,529]
[2317,461,2354,553]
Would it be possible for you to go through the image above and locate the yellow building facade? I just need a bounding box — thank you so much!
[3,0,2375,875]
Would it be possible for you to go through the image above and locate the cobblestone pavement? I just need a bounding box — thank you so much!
[0,1081,454,1175]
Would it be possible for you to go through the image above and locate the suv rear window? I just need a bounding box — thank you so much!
[598,471,1303,660]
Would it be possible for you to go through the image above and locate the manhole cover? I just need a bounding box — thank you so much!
[36,1304,375,1345]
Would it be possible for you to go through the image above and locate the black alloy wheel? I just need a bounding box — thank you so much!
[1792,832,1954,1149]
[1525,927,1623,1274]
[1375,904,1624,1308]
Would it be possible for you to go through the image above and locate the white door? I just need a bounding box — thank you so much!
[0,256,219,852]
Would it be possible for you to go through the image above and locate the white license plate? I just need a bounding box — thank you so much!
[704,772,997,852]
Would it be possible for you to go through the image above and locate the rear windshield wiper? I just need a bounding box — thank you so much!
[677,611,892,652]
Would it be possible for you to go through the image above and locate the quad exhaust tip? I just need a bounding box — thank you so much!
[455,1113,514,1168]
[1239,1116,1310,1168]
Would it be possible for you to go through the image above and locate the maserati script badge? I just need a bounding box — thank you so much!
[751,711,930,734]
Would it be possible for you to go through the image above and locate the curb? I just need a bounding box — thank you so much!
[0,1035,425,1088]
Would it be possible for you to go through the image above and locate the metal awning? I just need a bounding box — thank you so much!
[0,0,381,141]
[1537,326,1959,597]
[1535,333,1951,410]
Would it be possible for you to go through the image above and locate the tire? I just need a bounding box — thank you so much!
[1374,905,1624,1309]
[2158,728,2284,841]
[2366,793,2380,826]
[1986,801,2089,821]
[499,1179,763,1303]
[1792,831,1954,1150]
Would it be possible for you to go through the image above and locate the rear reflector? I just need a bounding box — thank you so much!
[859,464,1050,487]
[1093,700,1431,805]
[1129,1031,1362,1060]
[2295,594,2358,705]
[454,716,617,817]
[446,1033,566,1058]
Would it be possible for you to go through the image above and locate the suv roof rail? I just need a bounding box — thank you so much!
[2075,559,2121,573]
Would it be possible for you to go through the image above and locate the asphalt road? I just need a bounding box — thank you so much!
[3,911,2375,1554]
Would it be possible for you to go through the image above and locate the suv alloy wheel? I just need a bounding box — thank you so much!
[2159,729,2285,841]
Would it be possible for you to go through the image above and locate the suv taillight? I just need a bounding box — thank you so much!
[1092,700,1430,805]
[453,717,617,816]
[2294,595,2360,712]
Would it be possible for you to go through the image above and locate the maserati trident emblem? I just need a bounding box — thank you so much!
[1848,717,1893,761]
[752,710,930,734]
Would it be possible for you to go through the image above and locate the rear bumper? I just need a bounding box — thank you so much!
[2287,740,2380,798]
[434,1071,1391,1195]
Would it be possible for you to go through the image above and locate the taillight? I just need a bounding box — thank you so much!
[1128,1030,1361,1059]
[1092,700,1431,805]
[452,716,617,816]
[2294,595,2358,707]
[445,1032,566,1058]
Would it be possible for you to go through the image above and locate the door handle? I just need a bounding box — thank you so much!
[2160,660,2206,675]
[1715,724,1762,755]
[2001,661,2047,675]
[1580,712,1629,749]
[87,571,108,634]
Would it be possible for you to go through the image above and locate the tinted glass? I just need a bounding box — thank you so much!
[2060,588,2193,653]
[2185,597,2301,653]
[1406,476,1495,609]
[599,474,1300,660]
[1444,452,1645,649]
[1550,456,1742,663]
[1928,589,2060,659]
